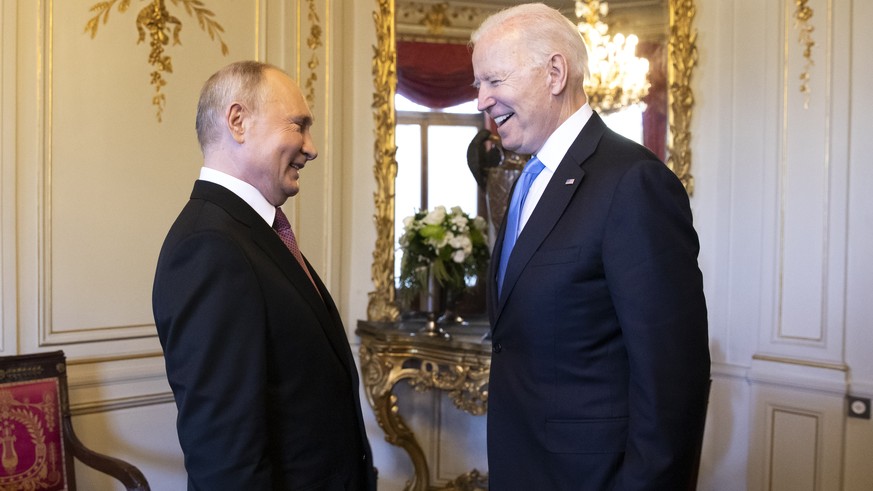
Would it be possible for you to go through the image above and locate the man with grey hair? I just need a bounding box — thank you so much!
[471,4,710,489]
[153,61,377,490]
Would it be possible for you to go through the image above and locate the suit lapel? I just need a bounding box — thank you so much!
[492,113,608,326]
[192,181,354,374]
[251,226,356,374]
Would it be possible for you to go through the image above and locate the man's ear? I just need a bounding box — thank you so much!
[227,103,247,143]
[547,52,569,96]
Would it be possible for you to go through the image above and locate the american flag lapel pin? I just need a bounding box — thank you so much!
[565,178,575,185]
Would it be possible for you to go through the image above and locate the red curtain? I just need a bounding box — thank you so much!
[396,40,668,162]
[638,41,668,162]
[397,41,477,109]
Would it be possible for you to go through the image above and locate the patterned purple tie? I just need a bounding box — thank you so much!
[273,207,320,295]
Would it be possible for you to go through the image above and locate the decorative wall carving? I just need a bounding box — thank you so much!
[369,0,401,322]
[666,0,697,194]
[84,0,229,122]
[304,0,323,109]
[793,0,815,109]
[396,1,486,40]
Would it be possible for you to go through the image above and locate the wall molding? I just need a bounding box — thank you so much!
[712,357,850,397]
[749,373,845,491]
[70,391,175,416]
[711,361,750,381]
[848,379,873,399]
[748,355,848,397]
[752,353,847,372]
[66,353,174,416]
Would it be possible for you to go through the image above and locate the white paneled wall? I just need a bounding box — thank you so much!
[694,0,873,490]
[843,0,873,488]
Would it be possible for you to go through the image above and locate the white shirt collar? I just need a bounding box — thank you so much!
[515,104,593,233]
[534,103,593,171]
[199,167,277,226]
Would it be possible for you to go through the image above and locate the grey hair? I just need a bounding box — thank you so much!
[470,3,589,84]
[195,60,278,153]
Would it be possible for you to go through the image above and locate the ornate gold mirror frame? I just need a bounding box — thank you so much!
[367,0,698,322]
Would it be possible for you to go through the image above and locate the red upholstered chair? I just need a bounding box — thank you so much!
[0,351,149,490]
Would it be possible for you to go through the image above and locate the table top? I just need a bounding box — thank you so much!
[356,315,491,354]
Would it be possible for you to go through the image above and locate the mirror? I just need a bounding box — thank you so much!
[368,0,697,321]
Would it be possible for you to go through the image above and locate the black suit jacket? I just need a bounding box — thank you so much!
[153,181,377,491]
[486,113,710,490]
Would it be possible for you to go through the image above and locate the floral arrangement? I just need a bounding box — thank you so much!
[398,206,490,295]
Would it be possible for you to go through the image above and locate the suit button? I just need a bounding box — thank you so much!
[492,343,502,353]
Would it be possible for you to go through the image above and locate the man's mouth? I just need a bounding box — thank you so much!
[290,163,304,170]
[493,113,514,127]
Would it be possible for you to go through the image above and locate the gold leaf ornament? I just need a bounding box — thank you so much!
[84,0,229,122]
[793,0,815,109]
[303,0,322,108]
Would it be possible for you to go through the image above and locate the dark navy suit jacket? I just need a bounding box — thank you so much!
[486,113,710,490]
[153,181,376,490]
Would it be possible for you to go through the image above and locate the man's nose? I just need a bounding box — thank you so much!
[477,86,493,112]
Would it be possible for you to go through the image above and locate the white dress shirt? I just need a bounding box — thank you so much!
[518,104,594,232]
[199,167,278,226]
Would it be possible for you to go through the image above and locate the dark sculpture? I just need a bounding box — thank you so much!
[466,129,529,241]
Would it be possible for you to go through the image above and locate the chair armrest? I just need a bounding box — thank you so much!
[65,419,151,491]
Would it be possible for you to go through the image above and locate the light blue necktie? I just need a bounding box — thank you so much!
[497,156,545,295]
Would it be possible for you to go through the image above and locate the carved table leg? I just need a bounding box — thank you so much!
[360,344,431,491]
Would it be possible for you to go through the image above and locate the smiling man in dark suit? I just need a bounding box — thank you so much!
[153,61,377,490]
[471,4,710,490]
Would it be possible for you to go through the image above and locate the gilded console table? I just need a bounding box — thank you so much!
[356,318,491,491]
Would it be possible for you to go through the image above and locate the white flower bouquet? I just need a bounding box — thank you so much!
[398,205,490,295]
